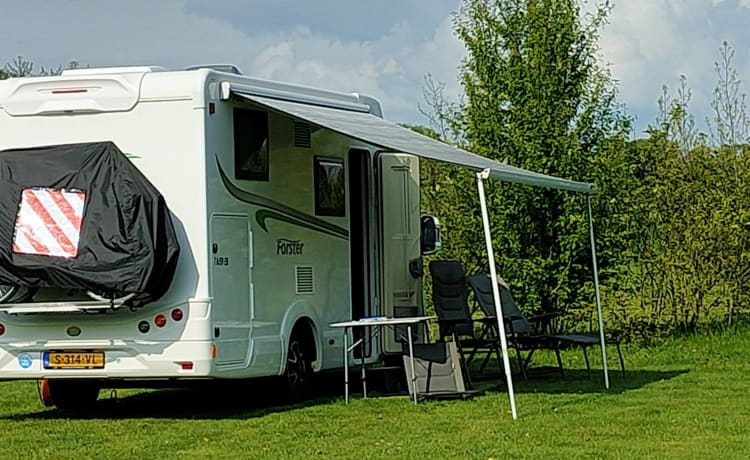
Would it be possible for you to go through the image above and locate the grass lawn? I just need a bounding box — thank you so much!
[0,330,748,459]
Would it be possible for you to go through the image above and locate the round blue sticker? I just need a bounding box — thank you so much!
[18,353,32,369]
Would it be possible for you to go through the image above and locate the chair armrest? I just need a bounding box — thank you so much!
[527,311,563,323]
[526,311,563,334]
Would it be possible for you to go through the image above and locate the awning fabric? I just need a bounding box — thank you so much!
[232,92,594,194]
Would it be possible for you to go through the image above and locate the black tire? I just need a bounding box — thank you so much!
[45,379,100,410]
[284,334,313,401]
[0,285,36,303]
[0,284,17,303]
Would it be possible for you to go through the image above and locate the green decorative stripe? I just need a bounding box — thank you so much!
[216,157,348,240]
[255,209,347,239]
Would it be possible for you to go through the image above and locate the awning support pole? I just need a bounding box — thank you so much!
[476,169,517,419]
[587,195,609,389]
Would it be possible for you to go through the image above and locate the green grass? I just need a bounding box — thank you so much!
[1,330,749,459]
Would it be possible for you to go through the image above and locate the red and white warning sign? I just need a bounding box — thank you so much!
[12,188,86,258]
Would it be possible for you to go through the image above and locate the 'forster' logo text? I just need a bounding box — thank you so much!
[277,238,304,256]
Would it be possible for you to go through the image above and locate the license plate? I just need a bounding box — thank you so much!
[43,351,105,369]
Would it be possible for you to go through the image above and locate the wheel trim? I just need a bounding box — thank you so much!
[286,341,308,393]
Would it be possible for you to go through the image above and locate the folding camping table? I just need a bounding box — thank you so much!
[329,316,435,404]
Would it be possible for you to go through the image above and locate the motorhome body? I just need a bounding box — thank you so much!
[0,66,436,405]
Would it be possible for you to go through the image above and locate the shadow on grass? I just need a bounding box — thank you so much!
[475,367,690,395]
[2,373,350,421]
[2,366,688,420]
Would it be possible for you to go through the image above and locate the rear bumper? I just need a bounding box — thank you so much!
[0,340,214,380]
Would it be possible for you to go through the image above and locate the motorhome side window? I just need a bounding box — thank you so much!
[314,157,345,217]
[233,108,269,181]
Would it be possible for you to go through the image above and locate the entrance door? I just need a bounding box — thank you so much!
[378,153,423,353]
[349,149,374,358]
[210,214,253,366]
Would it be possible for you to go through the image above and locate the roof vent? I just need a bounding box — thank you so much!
[185,64,242,75]
[294,122,312,148]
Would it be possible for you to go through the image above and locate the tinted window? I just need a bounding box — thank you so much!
[233,108,269,181]
[314,156,345,217]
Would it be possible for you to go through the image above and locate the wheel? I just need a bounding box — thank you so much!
[284,334,313,401]
[0,285,36,303]
[43,379,100,410]
[37,379,54,407]
[0,284,17,303]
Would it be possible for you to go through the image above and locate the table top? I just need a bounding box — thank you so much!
[330,316,436,328]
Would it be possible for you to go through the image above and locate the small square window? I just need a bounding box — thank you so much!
[314,157,345,217]
[233,108,269,181]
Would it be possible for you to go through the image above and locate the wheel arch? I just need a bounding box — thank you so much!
[279,302,321,373]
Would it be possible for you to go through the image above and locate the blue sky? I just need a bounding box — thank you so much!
[2,0,750,137]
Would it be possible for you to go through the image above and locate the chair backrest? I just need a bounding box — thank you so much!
[466,274,530,334]
[428,260,474,338]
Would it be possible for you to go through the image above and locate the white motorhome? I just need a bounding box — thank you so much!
[0,65,593,409]
[0,65,447,408]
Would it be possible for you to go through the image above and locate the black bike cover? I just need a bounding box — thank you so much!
[0,142,179,304]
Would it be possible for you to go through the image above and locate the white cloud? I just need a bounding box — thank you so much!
[597,0,750,134]
[2,0,750,135]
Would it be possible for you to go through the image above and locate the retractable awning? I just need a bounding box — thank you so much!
[230,91,594,194]
[229,85,608,418]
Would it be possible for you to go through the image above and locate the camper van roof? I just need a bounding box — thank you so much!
[60,66,167,77]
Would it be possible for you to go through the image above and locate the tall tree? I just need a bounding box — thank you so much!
[447,0,629,316]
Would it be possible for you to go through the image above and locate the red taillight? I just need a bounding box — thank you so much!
[171,308,184,321]
[0,323,5,336]
[208,102,216,114]
[180,362,194,370]
[51,88,88,94]
[154,314,167,328]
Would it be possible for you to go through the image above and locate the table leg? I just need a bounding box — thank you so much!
[343,327,349,404]
[407,325,417,404]
[361,326,367,398]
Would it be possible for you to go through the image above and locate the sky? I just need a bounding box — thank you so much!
[2,0,750,137]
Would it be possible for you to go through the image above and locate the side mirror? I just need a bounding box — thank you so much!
[420,215,442,255]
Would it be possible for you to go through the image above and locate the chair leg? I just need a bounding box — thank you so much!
[478,348,493,374]
[515,347,528,381]
[553,344,564,377]
[582,346,591,380]
[453,332,473,389]
[523,348,536,370]
[615,342,626,379]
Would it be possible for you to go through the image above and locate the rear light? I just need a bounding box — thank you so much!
[210,343,217,359]
[51,88,88,94]
[0,323,5,336]
[154,314,167,328]
[180,362,194,370]
[171,308,184,321]
[208,102,216,114]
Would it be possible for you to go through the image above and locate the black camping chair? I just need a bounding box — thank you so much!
[466,274,564,380]
[467,274,625,380]
[428,260,504,383]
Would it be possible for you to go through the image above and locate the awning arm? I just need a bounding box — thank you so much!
[588,195,609,388]
[477,168,518,419]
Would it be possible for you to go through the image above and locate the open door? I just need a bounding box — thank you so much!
[348,149,375,358]
[378,152,423,353]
